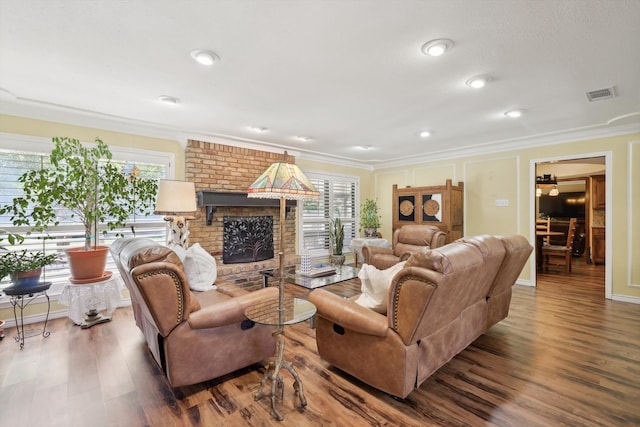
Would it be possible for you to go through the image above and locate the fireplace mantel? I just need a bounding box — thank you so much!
[197,191,297,225]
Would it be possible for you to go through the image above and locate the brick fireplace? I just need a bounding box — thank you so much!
[185,140,298,289]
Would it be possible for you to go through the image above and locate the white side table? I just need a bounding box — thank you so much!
[59,275,123,328]
[350,237,391,267]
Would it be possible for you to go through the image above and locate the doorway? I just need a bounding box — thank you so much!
[531,154,609,297]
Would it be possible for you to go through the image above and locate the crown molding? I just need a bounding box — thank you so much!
[375,122,640,170]
[1,98,638,171]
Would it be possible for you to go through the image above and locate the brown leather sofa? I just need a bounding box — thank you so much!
[111,237,277,388]
[309,234,532,398]
[362,224,447,269]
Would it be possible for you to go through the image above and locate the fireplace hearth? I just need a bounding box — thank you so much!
[223,216,274,263]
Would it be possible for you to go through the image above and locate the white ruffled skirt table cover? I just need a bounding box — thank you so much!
[349,237,391,267]
[59,276,123,325]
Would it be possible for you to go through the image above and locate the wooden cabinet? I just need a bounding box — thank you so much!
[591,227,605,265]
[392,180,464,243]
[592,175,606,209]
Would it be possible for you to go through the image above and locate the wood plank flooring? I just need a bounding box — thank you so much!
[1,259,639,426]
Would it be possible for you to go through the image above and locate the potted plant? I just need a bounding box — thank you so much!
[1,137,158,282]
[0,249,57,289]
[328,217,345,265]
[0,229,47,288]
[360,198,381,238]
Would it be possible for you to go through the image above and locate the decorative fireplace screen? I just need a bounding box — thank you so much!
[223,216,274,263]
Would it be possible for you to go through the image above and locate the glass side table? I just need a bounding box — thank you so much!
[245,296,316,421]
[4,282,52,349]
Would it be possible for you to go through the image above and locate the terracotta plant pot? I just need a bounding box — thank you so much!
[66,246,109,281]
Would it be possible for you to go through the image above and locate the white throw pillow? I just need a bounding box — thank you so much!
[181,243,217,291]
[354,261,406,314]
[170,244,187,262]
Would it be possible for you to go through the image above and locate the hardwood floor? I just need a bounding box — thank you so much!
[1,260,639,426]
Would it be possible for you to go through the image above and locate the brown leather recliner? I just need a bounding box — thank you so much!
[309,234,532,398]
[361,224,447,269]
[111,237,277,388]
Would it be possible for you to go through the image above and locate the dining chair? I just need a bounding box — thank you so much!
[536,218,551,245]
[542,218,577,273]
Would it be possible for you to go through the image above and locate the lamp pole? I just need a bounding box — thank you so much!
[278,195,286,324]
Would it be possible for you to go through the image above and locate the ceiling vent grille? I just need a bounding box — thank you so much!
[586,87,615,102]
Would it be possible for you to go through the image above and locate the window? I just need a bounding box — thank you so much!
[299,172,359,257]
[0,134,172,292]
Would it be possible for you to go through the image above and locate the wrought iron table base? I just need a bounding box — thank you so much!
[5,282,52,349]
[254,327,307,421]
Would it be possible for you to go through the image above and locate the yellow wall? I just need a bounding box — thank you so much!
[372,132,640,300]
[0,114,185,178]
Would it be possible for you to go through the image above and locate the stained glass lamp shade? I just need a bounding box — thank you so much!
[247,153,319,321]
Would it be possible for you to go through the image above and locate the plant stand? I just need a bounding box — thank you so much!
[4,282,51,349]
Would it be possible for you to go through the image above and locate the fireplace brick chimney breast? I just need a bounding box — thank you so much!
[185,140,298,289]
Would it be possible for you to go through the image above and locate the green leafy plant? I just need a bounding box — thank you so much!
[0,137,158,252]
[0,249,57,279]
[360,198,381,230]
[0,230,55,283]
[328,217,345,255]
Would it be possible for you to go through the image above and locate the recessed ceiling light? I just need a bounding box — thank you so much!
[190,49,219,66]
[466,76,489,89]
[295,136,312,142]
[157,95,181,105]
[421,39,453,57]
[419,130,431,138]
[504,109,524,118]
[249,126,268,133]
[358,145,372,150]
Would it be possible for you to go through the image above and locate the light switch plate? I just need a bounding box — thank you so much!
[495,199,509,207]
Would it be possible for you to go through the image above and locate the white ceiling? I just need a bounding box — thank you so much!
[1,0,639,167]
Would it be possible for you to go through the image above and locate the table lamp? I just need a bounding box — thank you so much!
[154,179,198,248]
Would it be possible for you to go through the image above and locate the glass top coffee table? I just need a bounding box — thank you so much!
[261,264,359,289]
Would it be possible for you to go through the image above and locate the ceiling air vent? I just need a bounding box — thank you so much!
[586,87,615,102]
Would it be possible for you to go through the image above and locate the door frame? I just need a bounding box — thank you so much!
[529,151,612,298]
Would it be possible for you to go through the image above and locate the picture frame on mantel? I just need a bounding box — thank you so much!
[392,180,464,243]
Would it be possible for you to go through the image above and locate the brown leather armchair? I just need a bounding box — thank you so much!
[111,237,277,388]
[361,224,447,269]
[309,235,532,398]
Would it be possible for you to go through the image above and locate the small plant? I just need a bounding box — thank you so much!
[0,230,55,283]
[329,217,345,256]
[0,249,57,283]
[360,198,381,230]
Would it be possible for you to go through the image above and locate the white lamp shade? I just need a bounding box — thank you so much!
[154,180,197,215]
